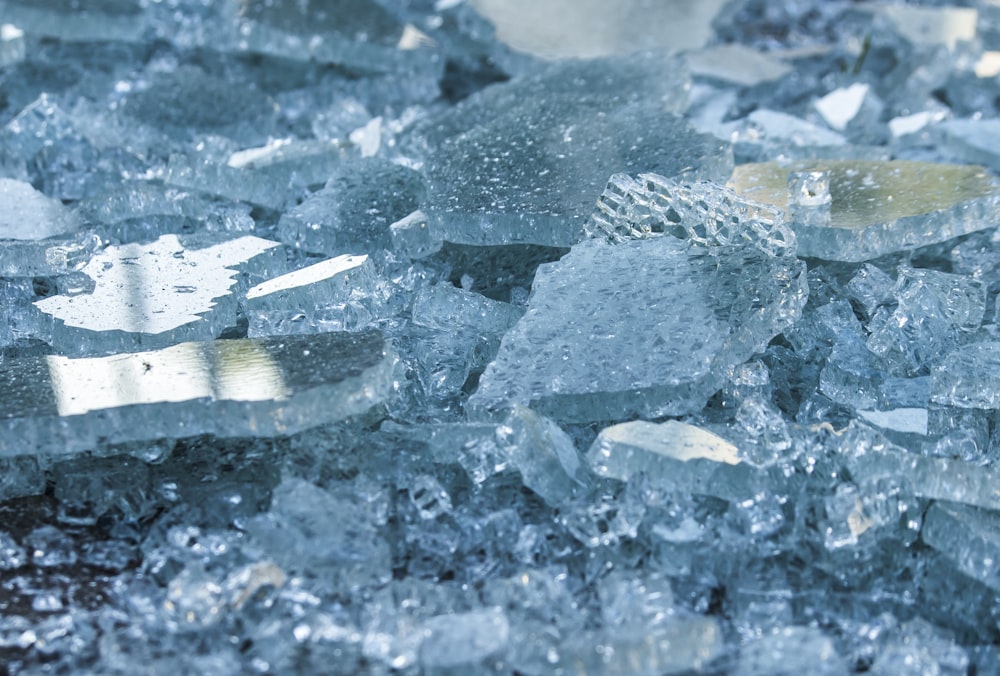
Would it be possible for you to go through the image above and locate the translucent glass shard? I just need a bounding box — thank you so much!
[411,52,732,247]
[411,284,523,335]
[419,607,509,668]
[244,254,387,337]
[586,172,796,257]
[33,234,281,352]
[277,159,425,255]
[923,502,1000,592]
[686,44,792,87]
[0,178,81,240]
[469,237,806,422]
[931,342,1000,409]
[587,420,758,500]
[728,160,1000,261]
[0,330,394,457]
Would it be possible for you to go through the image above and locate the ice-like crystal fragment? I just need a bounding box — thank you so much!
[419,607,509,668]
[845,263,895,319]
[0,330,394,457]
[277,159,425,255]
[819,331,886,410]
[470,0,726,59]
[729,160,1000,261]
[558,616,725,675]
[496,406,581,507]
[411,52,732,247]
[923,502,1000,592]
[787,171,832,228]
[875,5,978,50]
[844,424,1000,511]
[34,234,281,352]
[411,284,523,335]
[0,0,145,43]
[735,626,847,676]
[587,420,761,501]
[586,172,796,257]
[389,210,443,260]
[866,267,985,376]
[164,155,291,211]
[244,254,386,337]
[0,178,81,241]
[857,409,929,436]
[469,237,806,422]
[931,342,1000,409]
[246,478,390,588]
[225,139,351,189]
[423,109,730,248]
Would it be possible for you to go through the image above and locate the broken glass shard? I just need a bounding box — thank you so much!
[411,284,523,335]
[277,159,425,255]
[469,237,806,422]
[244,253,387,337]
[586,172,796,257]
[33,234,282,353]
[0,330,394,458]
[845,424,1000,511]
[410,51,732,248]
[495,406,581,507]
[866,267,985,376]
[419,607,509,669]
[389,210,443,260]
[0,178,81,241]
[931,342,1000,409]
[587,420,759,501]
[728,160,1000,261]
[936,119,1000,173]
[164,155,291,211]
[923,501,1000,592]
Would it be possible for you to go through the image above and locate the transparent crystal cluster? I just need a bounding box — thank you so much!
[4,0,1000,674]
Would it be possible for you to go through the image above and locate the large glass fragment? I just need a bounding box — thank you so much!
[728,160,1000,261]
[410,51,733,247]
[0,330,394,457]
[923,501,1000,592]
[33,234,282,353]
[469,237,806,422]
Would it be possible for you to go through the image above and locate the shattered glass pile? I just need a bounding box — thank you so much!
[6,0,1000,672]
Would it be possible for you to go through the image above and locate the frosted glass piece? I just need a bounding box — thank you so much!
[469,237,806,422]
[729,161,1000,261]
[0,330,394,457]
[0,178,81,241]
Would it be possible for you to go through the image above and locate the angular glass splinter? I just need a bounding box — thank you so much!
[469,237,806,422]
[0,331,394,457]
[728,160,1000,261]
